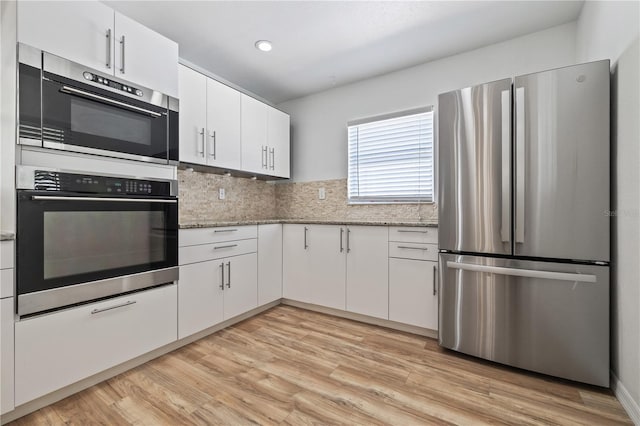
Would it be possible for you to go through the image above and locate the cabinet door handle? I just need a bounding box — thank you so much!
[433,265,437,296]
[106,29,112,69]
[226,261,231,288]
[214,244,237,250]
[91,300,136,315]
[219,262,225,290]
[304,226,309,249]
[209,130,216,159]
[198,128,205,156]
[346,228,351,253]
[119,35,126,74]
[262,146,268,169]
[340,228,344,252]
[270,148,275,170]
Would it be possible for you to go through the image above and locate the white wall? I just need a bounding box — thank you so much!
[576,1,640,421]
[279,22,577,182]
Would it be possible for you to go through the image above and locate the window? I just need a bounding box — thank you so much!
[348,107,434,203]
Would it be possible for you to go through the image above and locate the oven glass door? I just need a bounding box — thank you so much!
[17,191,178,296]
[41,72,170,161]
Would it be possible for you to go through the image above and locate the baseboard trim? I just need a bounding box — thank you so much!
[611,371,640,425]
[281,299,438,339]
[0,301,279,425]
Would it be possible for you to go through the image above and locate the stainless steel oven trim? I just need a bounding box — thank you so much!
[17,266,179,316]
[16,165,179,196]
[41,141,174,166]
[59,85,164,117]
[31,196,178,203]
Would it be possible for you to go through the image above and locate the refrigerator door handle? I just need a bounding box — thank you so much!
[515,86,526,244]
[501,89,511,243]
[446,261,596,283]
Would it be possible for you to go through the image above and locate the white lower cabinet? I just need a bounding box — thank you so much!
[258,224,283,305]
[283,224,312,303]
[178,260,224,339]
[222,253,258,320]
[389,258,438,330]
[1,297,14,415]
[14,284,178,406]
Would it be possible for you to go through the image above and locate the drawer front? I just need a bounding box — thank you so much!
[389,242,438,261]
[389,227,437,244]
[0,269,13,299]
[0,241,14,270]
[179,238,257,265]
[179,226,258,247]
[15,284,177,405]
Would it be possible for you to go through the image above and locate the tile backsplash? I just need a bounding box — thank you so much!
[179,171,437,223]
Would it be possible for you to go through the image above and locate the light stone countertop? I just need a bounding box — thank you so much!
[179,219,438,229]
[0,232,15,241]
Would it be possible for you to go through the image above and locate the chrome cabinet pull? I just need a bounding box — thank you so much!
[340,228,344,252]
[433,265,437,296]
[397,229,428,233]
[91,300,136,315]
[269,148,275,170]
[214,244,237,250]
[199,128,205,156]
[32,196,176,203]
[219,262,225,290]
[226,261,231,288]
[106,29,112,69]
[262,146,268,169]
[119,35,126,74]
[59,86,162,117]
[346,228,351,253]
[209,131,216,159]
[397,245,429,251]
[214,229,237,233]
[304,226,309,249]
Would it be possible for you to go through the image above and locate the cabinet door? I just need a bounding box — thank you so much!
[179,65,208,165]
[389,258,438,330]
[346,226,388,319]
[309,225,346,310]
[267,106,291,178]
[223,253,258,320]
[258,224,283,305]
[206,79,241,170]
[241,94,268,174]
[114,12,179,97]
[0,298,14,415]
[178,261,224,339]
[282,225,312,303]
[17,1,115,74]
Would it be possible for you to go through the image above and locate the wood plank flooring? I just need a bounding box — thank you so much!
[11,305,631,425]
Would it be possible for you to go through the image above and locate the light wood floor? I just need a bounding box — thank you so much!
[11,305,631,425]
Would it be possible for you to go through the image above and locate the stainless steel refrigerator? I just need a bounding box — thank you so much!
[437,60,610,387]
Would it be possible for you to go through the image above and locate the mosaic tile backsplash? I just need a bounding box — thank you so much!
[178,170,437,224]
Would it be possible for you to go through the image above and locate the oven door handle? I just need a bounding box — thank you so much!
[31,196,177,203]
[59,85,163,117]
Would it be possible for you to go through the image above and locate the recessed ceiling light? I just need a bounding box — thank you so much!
[255,40,272,52]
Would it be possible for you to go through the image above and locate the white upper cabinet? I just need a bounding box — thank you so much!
[206,78,241,170]
[17,1,115,75]
[241,94,269,174]
[17,1,178,97]
[113,12,179,98]
[179,65,208,165]
[268,106,291,178]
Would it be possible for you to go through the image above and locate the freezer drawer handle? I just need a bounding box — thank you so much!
[447,261,596,283]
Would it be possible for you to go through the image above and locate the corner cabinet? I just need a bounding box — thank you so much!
[179,65,241,169]
[241,94,290,178]
[17,1,179,97]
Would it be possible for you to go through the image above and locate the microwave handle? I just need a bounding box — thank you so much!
[31,196,177,203]
[59,86,162,118]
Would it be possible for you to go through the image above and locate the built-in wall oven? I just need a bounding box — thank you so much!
[16,167,179,316]
[18,44,178,165]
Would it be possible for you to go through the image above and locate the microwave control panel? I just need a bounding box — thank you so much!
[33,171,171,196]
[82,71,144,97]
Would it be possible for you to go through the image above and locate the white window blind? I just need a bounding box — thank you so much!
[348,108,434,203]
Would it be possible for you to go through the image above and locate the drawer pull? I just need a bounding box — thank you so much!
[214,229,238,233]
[91,300,136,315]
[397,246,429,251]
[214,244,238,250]
[397,229,429,233]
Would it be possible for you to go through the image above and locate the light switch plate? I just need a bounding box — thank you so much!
[219,188,225,200]
[318,188,326,200]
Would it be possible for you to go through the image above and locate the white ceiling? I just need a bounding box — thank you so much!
[105,1,584,104]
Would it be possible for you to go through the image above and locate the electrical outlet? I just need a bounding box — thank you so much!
[218,188,225,200]
[318,187,326,200]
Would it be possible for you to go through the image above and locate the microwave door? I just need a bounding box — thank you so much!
[438,79,512,255]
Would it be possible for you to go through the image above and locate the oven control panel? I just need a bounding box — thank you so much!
[33,171,171,196]
[82,71,144,97]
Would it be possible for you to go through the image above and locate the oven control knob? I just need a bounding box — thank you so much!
[135,89,143,97]
[83,72,93,81]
